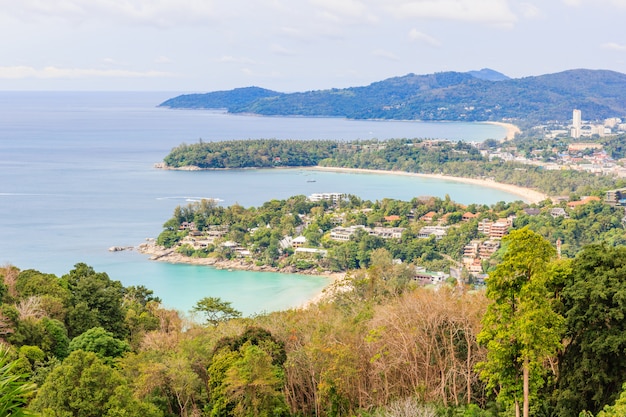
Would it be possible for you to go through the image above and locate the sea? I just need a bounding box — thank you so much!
[0,91,517,316]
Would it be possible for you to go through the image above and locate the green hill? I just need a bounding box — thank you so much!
[159,69,626,123]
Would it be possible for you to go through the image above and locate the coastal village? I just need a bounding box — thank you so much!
[135,108,626,290]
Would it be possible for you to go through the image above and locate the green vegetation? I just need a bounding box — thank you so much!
[162,138,624,196]
[160,69,626,123]
[5,233,626,416]
[164,139,338,169]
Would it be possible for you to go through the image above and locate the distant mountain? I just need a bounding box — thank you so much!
[466,68,510,81]
[159,69,626,123]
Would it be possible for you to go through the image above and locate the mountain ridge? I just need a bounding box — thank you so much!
[159,68,626,123]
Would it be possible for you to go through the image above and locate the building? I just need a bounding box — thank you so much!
[606,188,626,206]
[308,192,345,203]
[418,226,448,240]
[572,109,582,138]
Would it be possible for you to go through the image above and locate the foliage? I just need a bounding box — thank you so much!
[68,327,131,361]
[162,137,620,196]
[0,345,38,417]
[31,350,162,417]
[164,138,337,169]
[192,297,242,325]
[61,263,128,339]
[555,245,626,417]
[207,328,289,417]
[477,228,564,417]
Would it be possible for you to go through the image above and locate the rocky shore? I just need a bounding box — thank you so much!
[136,240,345,279]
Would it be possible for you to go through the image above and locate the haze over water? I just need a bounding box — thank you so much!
[0,92,516,316]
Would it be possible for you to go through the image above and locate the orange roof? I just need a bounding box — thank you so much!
[567,196,601,208]
[384,215,401,222]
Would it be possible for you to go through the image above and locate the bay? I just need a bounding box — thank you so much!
[0,91,516,316]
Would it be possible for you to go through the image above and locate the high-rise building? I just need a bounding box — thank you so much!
[572,109,582,138]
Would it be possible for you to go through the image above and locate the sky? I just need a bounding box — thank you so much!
[1,0,626,92]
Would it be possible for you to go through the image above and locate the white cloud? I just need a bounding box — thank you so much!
[309,0,379,23]
[518,2,543,18]
[216,56,256,64]
[382,0,517,24]
[372,49,400,61]
[602,42,626,51]
[0,66,174,79]
[408,29,441,46]
[271,44,296,56]
[0,0,219,27]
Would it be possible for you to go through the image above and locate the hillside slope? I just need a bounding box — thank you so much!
[160,69,626,122]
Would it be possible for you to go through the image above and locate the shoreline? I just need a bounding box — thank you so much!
[308,166,548,204]
[484,121,521,141]
[136,242,345,308]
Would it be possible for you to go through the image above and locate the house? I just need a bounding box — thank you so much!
[462,212,478,222]
[292,235,307,248]
[384,215,401,222]
[420,211,437,222]
[295,248,327,257]
[567,196,601,209]
[371,227,405,239]
[550,207,569,218]
[523,208,541,216]
[418,226,448,240]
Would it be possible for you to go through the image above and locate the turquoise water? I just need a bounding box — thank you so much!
[0,92,516,315]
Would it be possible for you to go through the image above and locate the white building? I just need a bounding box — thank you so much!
[572,109,582,138]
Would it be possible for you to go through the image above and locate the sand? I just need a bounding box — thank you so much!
[485,121,521,141]
[308,166,548,204]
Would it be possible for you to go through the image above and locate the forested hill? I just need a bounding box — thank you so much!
[159,69,626,123]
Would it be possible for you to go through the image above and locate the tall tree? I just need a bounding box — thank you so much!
[477,228,564,417]
[556,244,626,417]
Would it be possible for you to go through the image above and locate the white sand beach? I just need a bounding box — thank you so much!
[308,166,548,204]
[485,121,521,141]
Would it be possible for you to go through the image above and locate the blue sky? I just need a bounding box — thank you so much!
[1,0,626,92]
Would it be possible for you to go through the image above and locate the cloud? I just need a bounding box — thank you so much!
[382,0,517,24]
[372,49,400,61]
[0,0,219,27]
[216,56,256,64]
[309,0,379,23]
[408,29,441,46]
[602,42,626,51]
[518,2,543,18]
[0,66,175,79]
[270,44,296,56]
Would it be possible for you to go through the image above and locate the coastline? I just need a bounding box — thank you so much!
[484,121,521,141]
[307,166,548,204]
[136,242,345,308]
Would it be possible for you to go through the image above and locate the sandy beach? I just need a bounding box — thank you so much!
[308,166,548,204]
[485,121,521,141]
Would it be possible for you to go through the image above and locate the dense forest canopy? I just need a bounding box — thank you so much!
[160,69,626,123]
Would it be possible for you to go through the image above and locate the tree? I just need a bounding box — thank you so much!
[62,263,127,339]
[477,228,564,417]
[0,346,38,417]
[223,343,289,417]
[31,350,161,417]
[555,244,626,417]
[207,328,288,417]
[192,297,241,325]
[69,327,130,361]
